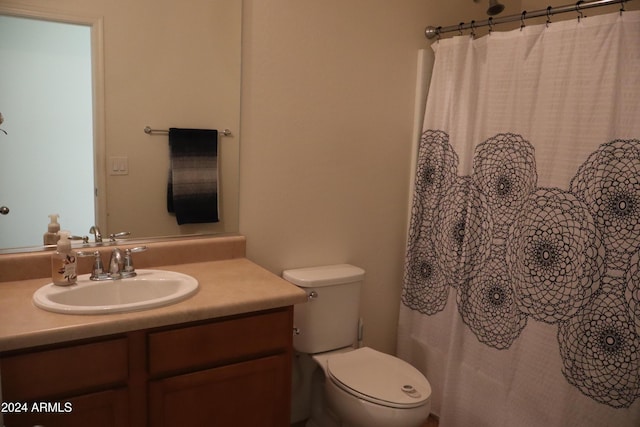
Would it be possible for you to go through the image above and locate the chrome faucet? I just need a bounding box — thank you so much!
[89,225,102,243]
[109,248,124,278]
[78,246,147,281]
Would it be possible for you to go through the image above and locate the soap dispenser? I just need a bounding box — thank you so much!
[52,231,77,286]
[43,214,61,246]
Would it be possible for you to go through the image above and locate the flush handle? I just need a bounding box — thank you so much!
[401,384,422,399]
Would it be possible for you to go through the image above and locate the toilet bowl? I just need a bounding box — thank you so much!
[284,264,432,427]
[316,347,431,427]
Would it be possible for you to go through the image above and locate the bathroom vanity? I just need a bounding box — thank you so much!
[0,236,307,427]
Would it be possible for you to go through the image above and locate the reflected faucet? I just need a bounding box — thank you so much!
[89,226,102,243]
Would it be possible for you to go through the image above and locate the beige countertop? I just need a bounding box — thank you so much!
[0,258,308,352]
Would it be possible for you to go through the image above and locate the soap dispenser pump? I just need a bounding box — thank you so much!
[52,231,77,286]
[43,214,61,246]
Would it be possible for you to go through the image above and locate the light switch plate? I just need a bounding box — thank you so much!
[109,156,129,175]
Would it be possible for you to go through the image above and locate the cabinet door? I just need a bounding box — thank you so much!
[149,354,289,427]
[2,388,129,427]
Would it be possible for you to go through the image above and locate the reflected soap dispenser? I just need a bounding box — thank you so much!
[52,231,77,286]
[43,214,61,246]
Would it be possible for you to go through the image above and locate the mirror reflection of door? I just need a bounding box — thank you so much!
[0,15,95,248]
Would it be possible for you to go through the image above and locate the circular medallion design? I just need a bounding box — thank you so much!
[506,188,605,323]
[558,282,640,408]
[413,130,459,218]
[433,177,493,287]
[472,133,537,229]
[570,139,640,269]
[402,240,449,315]
[457,258,528,349]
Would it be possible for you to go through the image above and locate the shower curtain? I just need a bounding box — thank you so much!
[397,11,640,427]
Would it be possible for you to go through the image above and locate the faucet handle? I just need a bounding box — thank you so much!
[69,235,89,244]
[77,250,107,280]
[109,231,131,242]
[122,246,147,278]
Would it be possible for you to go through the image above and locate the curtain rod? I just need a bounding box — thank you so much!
[425,0,632,39]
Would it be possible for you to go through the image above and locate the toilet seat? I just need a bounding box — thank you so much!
[326,347,431,409]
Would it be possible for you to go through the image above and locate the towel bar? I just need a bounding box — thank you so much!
[144,126,232,137]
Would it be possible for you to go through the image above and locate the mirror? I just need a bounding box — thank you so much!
[0,0,241,253]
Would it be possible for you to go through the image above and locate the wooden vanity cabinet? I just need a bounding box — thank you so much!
[0,306,294,427]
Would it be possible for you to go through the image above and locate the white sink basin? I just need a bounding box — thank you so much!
[33,269,199,315]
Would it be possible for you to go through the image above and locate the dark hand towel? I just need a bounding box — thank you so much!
[167,128,220,225]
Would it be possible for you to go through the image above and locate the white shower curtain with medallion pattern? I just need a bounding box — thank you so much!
[397,11,640,427]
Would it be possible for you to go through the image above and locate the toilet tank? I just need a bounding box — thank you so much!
[283,264,365,354]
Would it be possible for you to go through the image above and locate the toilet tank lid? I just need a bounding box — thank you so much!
[282,264,365,288]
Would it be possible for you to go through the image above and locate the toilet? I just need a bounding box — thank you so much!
[285,264,431,427]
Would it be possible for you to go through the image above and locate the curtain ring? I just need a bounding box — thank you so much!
[470,20,476,39]
[436,26,442,42]
[576,1,584,22]
[458,22,464,36]
[520,11,527,31]
[546,6,553,27]
[488,17,494,34]
[620,0,626,15]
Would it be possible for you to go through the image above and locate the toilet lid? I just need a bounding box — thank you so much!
[327,347,431,409]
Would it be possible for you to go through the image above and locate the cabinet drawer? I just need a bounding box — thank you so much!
[148,307,292,376]
[1,338,128,400]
